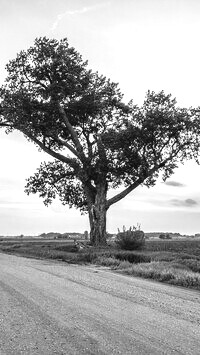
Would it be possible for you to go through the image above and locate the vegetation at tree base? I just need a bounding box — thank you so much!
[1,37,200,246]
[115,226,145,250]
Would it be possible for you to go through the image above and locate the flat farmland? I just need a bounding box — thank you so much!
[145,238,200,254]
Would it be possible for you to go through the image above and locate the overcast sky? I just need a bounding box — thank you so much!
[0,0,200,236]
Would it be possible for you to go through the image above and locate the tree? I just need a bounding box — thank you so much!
[0,37,200,246]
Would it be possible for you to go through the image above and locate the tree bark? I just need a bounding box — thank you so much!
[88,182,108,247]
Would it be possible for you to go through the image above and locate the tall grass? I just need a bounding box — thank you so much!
[122,261,200,289]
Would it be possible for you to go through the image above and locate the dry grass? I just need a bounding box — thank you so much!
[95,256,132,269]
[121,261,200,289]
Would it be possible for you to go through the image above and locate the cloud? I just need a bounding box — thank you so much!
[165,181,185,187]
[185,198,198,206]
[51,2,110,32]
[170,198,198,207]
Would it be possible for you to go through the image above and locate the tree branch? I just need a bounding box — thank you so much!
[58,105,87,162]
[106,160,171,209]
[0,122,12,128]
[106,178,144,209]
[52,135,80,158]
[23,130,80,170]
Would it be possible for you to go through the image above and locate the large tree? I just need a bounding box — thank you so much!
[0,37,200,246]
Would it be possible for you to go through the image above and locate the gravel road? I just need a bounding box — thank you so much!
[0,253,200,354]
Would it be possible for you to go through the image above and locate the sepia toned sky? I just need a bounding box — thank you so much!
[0,0,200,235]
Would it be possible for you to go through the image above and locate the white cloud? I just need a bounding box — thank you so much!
[51,2,110,32]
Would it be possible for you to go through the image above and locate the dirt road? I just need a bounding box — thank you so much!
[0,253,199,354]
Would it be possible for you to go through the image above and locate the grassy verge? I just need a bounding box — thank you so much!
[0,239,200,290]
[118,261,200,289]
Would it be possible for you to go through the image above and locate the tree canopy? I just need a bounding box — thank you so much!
[0,37,200,245]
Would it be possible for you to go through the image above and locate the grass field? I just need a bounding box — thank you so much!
[0,238,200,290]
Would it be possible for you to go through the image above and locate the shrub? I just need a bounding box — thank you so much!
[159,233,172,239]
[113,251,151,263]
[55,244,78,253]
[180,259,200,273]
[115,226,145,250]
[159,234,166,239]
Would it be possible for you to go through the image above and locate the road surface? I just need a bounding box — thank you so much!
[0,253,199,354]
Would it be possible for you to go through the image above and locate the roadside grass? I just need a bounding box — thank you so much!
[121,261,200,289]
[1,238,200,289]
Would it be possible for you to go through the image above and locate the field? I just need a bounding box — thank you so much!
[0,238,200,290]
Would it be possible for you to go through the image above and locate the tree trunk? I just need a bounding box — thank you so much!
[88,182,108,247]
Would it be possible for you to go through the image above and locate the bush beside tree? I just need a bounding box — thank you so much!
[115,226,145,250]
